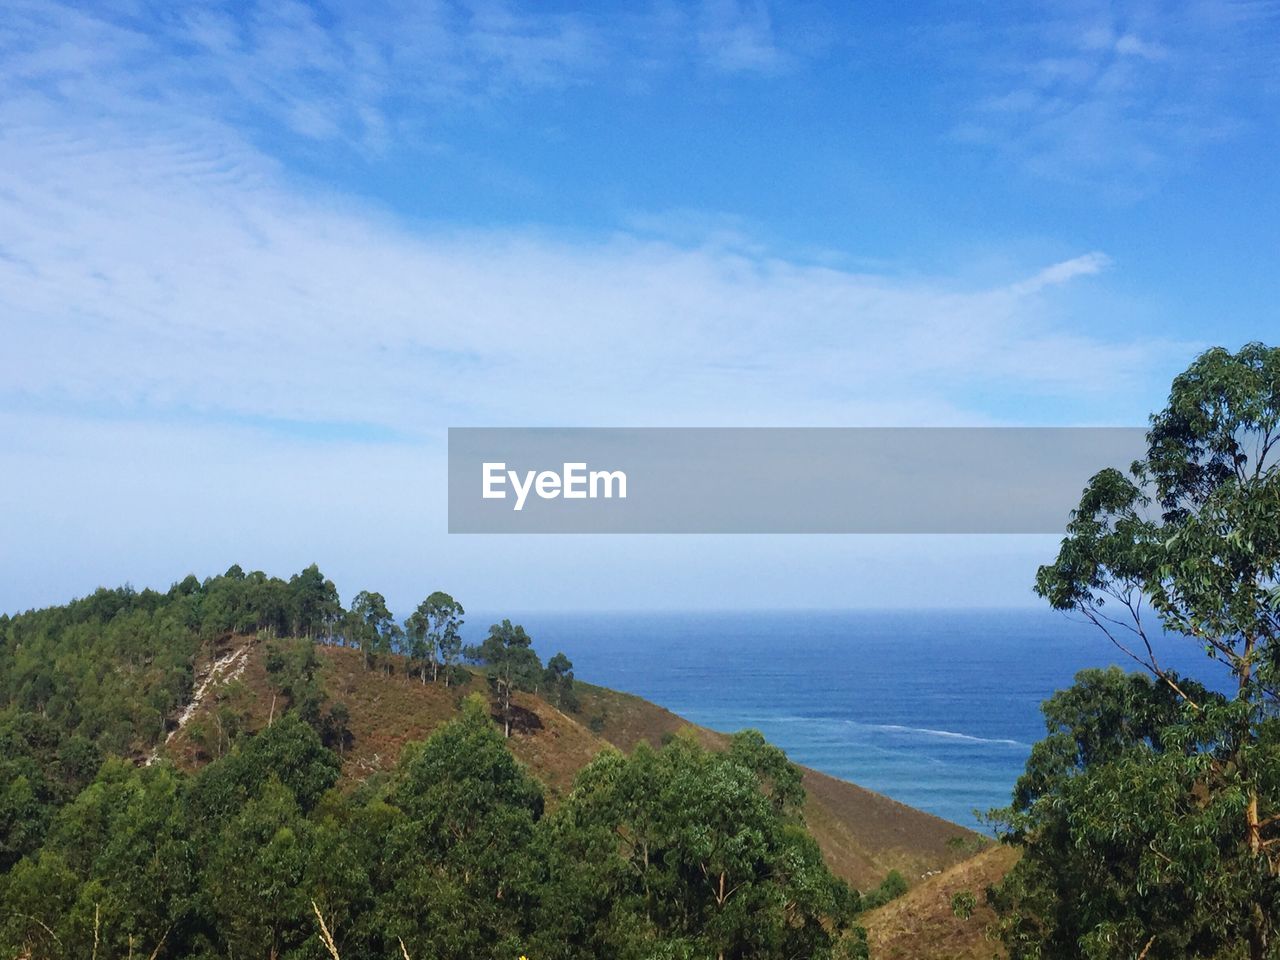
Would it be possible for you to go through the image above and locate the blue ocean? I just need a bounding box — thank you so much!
[463,609,1228,831]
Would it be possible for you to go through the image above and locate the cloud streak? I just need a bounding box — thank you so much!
[943,0,1280,190]
[0,0,1210,612]
[0,111,1187,439]
[0,0,1200,454]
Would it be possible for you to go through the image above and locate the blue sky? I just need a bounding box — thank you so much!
[2,0,1278,614]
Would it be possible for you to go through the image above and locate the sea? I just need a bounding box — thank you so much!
[461,609,1230,832]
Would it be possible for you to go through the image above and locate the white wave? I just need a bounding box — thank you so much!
[868,724,1026,747]
[695,711,1028,748]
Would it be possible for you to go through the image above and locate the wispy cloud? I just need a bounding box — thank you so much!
[0,0,810,158]
[695,0,792,74]
[1009,252,1111,296]
[0,0,1209,612]
[0,112,1182,437]
[0,0,1195,440]
[1,0,608,149]
[943,0,1280,191]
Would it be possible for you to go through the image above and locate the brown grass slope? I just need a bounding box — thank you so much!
[863,844,1020,960]
[164,636,992,892]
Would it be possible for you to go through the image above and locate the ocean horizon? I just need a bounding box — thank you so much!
[463,608,1231,831]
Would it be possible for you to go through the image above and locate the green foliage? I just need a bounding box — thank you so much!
[532,731,862,960]
[1000,343,1280,960]
[951,889,977,920]
[990,668,1279,959]
[404,590,465,685]
[0,567,867,960]
[468,619,543,737]
[265,636,327,725]
[203,778,313,959]
[379,699,545,959]
[185,679,252,761]
[347,589,397,673]
[184,713,341,828]
[0,588,197,756]
[286,564,341,641]
[0,708,101,872]
[862,869,909,910]
[543,650,578,712]
[1,760,195,959]
[0,564,344,758]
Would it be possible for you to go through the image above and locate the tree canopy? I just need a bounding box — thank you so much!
[0,566,869,960]
[994,343,1280,959]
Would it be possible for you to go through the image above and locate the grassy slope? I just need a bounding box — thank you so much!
[166,637,1005,907]
[863,844,1020,960]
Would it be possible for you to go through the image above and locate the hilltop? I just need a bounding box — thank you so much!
[163,633,992,894]
[1,570,1018,958]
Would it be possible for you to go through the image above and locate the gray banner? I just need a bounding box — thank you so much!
[447,427,1147,533]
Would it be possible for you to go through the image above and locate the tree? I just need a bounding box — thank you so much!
[405,591,465,685]
[543,651,577,711]
[468,620,542,737]
[989,668,1257,959]
[0,760,195,960]
[184,713,340,827]
[437,600,466,686]
[204,777,313,960]
[994,343,1280,959]
[321,701,352,756]
[287,564,340,641]
[265,637,327,724]
[379,696,544,960]
[348,590,394,672]
[404,607,432,684]
[533,731,862,960]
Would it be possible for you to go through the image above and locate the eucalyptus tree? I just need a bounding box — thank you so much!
[542,651,576,711]
[287,564,340,641]
[349,590,394,672]
[533,731,863,960]
[380,696,544,960]
[405,591,465,685]
[993,343,1280,959]
[468,620,542,737]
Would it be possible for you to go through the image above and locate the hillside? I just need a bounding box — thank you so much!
[164,634,989,892]
[863,843,1019,960]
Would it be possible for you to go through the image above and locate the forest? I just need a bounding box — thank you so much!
[0,566,872,960]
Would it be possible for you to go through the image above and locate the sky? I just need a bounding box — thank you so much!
[2,0,1278,615]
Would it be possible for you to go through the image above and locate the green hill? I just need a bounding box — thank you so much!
[163,634,986,892]
[0,571,1014,958]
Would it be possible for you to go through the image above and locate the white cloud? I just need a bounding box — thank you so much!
[0,5,1186,434]
[1009,252,1112,296]
[696,0,791,74]
[944,0,1279,189]
[0,0,814,157]
[0,0,1203,612]
[0,113,1188,439]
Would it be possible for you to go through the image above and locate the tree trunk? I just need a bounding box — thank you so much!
[503,684,512,737]
[1239,635,1267,960]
